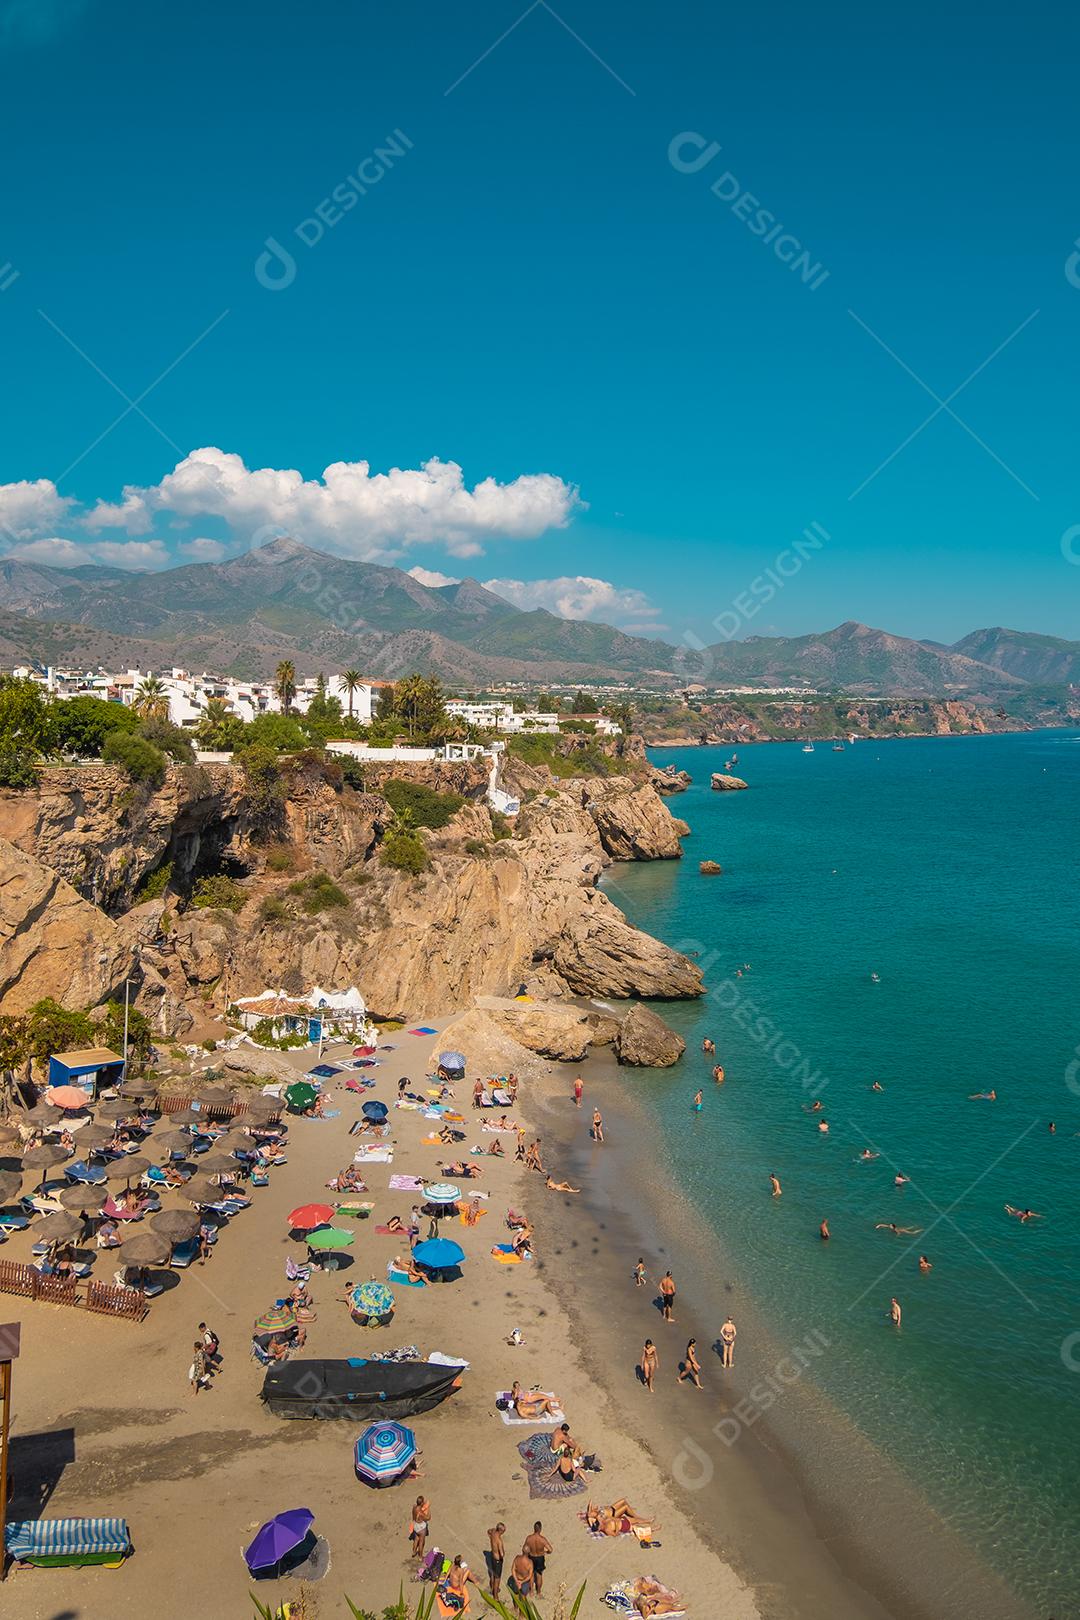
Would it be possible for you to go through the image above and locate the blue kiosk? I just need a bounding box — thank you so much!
[47,1047,126,1102]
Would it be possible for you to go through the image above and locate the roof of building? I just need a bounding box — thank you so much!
[51,1047,124,1068]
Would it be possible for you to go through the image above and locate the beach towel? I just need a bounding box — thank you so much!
[497,1391,565,1425]
[410,1027,437,1035]
[427,1350,469,1369]
[435,1591,469,1618]
[491,1243,528,1264]
[388,1266,427,1288]
[308,1064,341,1078]
[517,1432,586,1499]
[389,1174,425,1192]
[353,1146,393,1163]
[602,1582,683,1617]
[458,1207,487,1227]
[421,1135,443,1146]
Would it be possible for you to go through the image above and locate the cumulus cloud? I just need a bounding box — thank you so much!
[0,478,75,541]
[178,536,229,562]
[84,447,583,560]
[481,574,665,631]
[7,536,169,571]
[407,565,461,588]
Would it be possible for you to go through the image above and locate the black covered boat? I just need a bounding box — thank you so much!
[260,1357,462,1420]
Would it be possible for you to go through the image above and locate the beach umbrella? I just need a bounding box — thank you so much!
[306,1226,353,1252]
[197,1086,234,1108]
[150,1208,200,1242]
[254,1303,297,1334]
[22,1143,69,1171]
[24,1103,62,1128]
[104,1155,151,1182]
[35,1211,84,1244]
[153,1130,193,1157]
[288,1203,335,1230]
[244,1096,281,1116]
[349,1279,394,1317]
[0,1171,22,1205]
[243,1508,314,1575]
[285,1082,318,1112]
[185,1178,221,1205]
[412,1237,465,1271]
[95,1099,132,1121]
[59,1183,102,1213]
[353,1045,376,1057]
[118,1077,157,1100]
[198,1152,239,1175]
[361,1100,388,1121]
[168,1107,206,1126]
[74,1123,114,1150]
[438,1050,466,1071]
[45,1085,91,1111]
[422,1183,461,1205]
[353,1421,416,1485]
[119,1232,171,1267]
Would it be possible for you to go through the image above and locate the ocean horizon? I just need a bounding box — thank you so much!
[606,729,1080,1615]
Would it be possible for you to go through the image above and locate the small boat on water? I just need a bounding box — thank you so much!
[802,742,815,754]
[832,741,845,751]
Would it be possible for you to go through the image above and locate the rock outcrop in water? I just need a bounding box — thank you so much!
[614,1004,686,1067]
[711,773,748,791]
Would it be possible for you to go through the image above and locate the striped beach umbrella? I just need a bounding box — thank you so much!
[306,1225,353,1251]
[353,1421,416,1485]
[254,1302,298,1334]
[422,1183,461,1205]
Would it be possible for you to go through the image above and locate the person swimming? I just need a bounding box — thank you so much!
[969,1089,997,1100]
[817,1120,829,1133]
[894,1174,909,1186]
[869,1081,885,1092]
[769,1173,782,1197]
[819,1218,830,1241]
[858,1149,879,1161]
[875,1222,923,1236]
[918,1255,933,1272]
[1004,1205,1043,1222]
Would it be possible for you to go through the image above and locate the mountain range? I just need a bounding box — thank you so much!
[0,537,1076,700]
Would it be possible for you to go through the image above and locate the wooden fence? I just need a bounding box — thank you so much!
[0,1259,147,1321]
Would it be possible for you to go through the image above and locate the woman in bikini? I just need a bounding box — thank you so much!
[510,1380,561,1418]
[586,1500,655,1537]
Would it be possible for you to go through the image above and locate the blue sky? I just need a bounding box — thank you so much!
[1,0,1078,646]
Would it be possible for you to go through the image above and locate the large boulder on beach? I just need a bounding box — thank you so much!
[615,1004,686,1067]
[711,773,748,791]
[488,1001,595,1061]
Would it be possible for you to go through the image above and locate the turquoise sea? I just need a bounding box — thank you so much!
[608,730,1080,1614]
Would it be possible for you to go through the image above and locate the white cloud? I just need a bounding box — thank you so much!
[0,478,75,541]
[178,536,229,562]
[407,565,461,588]
[7,536,169,571]
[85,447,583,560]
[481,574,665,631]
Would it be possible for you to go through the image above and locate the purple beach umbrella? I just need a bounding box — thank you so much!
[243,1507,315,1573]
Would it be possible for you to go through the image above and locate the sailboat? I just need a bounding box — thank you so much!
[832,739,845,751]
[802,741,815,754]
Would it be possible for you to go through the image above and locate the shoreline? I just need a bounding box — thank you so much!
[528,1046,1035,1620]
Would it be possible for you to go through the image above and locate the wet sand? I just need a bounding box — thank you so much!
[529,1043,1036,1620]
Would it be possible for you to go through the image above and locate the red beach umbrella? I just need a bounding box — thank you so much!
[288,1203,335,1230]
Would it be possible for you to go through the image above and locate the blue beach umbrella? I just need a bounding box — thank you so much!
[412,1238,465,1271]
[243,1507,315,1573]
[349,1279,395,1317]
[361,1100,388,1121]
[438,1051,466,1072]
[354,1421,417,1485]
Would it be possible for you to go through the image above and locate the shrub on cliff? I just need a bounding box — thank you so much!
[236,743,286,834]
[383,778,464,829]
[288,871,350,913]
[102,729,167,787]
[137,716,195,763]
[381,829,430,875]
[191,873,247,912]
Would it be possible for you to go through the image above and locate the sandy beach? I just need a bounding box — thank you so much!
[2,1021,758,1619]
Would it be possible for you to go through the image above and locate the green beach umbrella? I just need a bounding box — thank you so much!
[306,1225,354,1252]
[285,1082,318,1111]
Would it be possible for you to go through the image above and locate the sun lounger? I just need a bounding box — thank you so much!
[101,1196,147,1222]
[170,1236,200,1268]
[5,1516,132,1568]
[65,1161,107,1185]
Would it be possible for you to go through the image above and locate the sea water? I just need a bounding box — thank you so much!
[607,730,1080,1613]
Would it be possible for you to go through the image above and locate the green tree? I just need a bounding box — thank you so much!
[51,694,138,757]
[571,690,596,713]
[133,675,169,720]
[138,716,195,763]
[102,729,167,787]
[22,999,97,1062]
[247,712,306,752]
[341,669,363,719]
[196,698,246,751]
[275,660,297,714]
[97,999,153,1067]
[236,742,286,834]
[0,675,56,785]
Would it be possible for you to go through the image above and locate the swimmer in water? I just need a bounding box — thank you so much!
[889,1298,902,1327]
[692,1090,703,1113]
[806,1100,824,1112]
[817,1120,829,1133]
[858,1149,879,1162]
[875,1222,923,1236]
[869,1082,885,1093]
[819,1218,830,1241]
[769,1173,782,1198]
[712,1065,725,1084]
[1004,1205,1043,1222]
[870,973,881,983]
[969,1089,997,1100]
[894,1174,909,1186]
[918,1255,932,1272]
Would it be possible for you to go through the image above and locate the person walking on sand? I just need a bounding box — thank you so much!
[633,1258,646,1287]
[641,1338,658,1392]
[889,1297,902,1328]
[408,1495,430,1561]
[189,1340,209,1394]
[677,1337,703,1388]
[720,1315,737,1367]
[660,1270,676,1321]
[485,1523,506,1596]
[591,1108,604,1143]
[573,1076,584,1108]
[523,1523,552,1596]
[769,1172,782,1197]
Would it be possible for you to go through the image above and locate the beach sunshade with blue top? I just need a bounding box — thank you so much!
[422,1182,461,1205]
[306,1226,354,1251]
[412,1238,465,1270]
[361,1100,388,1120]
[354,1421,416,1484]
[438,1051,466,1071]
[243,1507,315,1573]
[349,1279,394,1316]
[285,1082,318,1111]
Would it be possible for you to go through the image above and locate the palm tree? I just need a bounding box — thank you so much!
[275,660,297,714]
[341,668,363,720]
[133,675,169,720]
[196,697,232,748]
[394,674,427,741]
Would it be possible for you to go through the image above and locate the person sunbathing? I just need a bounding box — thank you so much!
[545,1176,580,1194]
[461,1197,486,1227]
[488,1138,505,1156]
[511,1224,534,1255]
[394,1253,428,1285]
[337,1165,366,1192]
[157,1163,187,1188]
[587,1501,655,1538]
[510,1381,561,1418]
[384,1214,407,1233]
